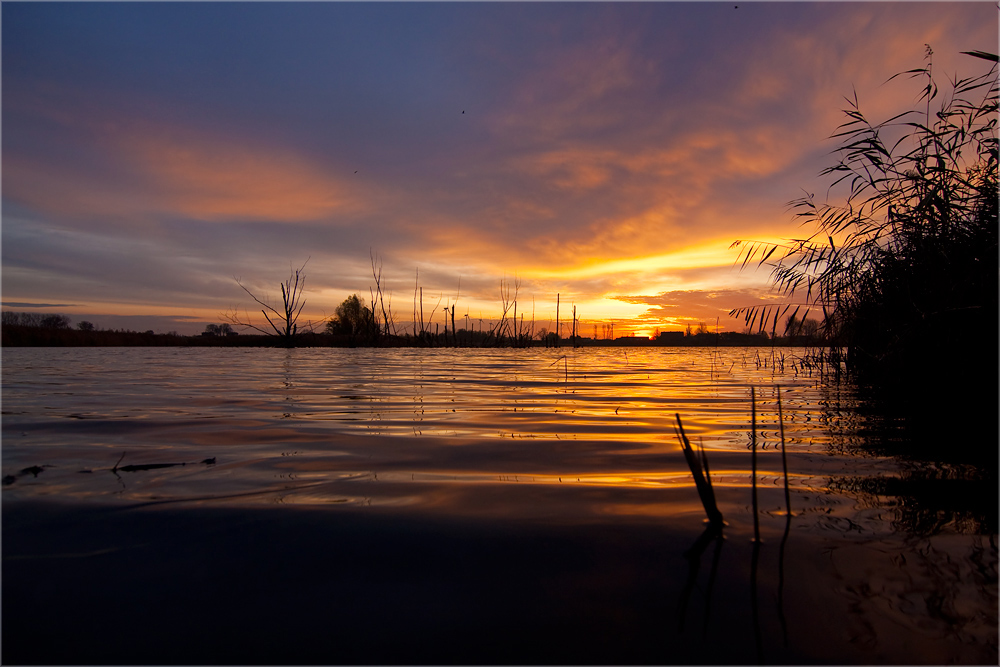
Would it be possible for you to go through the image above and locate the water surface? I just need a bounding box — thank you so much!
[2,346,880,509]
[2,346,995,664]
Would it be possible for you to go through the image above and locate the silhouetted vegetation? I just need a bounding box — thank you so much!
[675,413,723,528]
[2,311,72,329]
[326,294,378,346]
[367,251,397,343]
[731,48,998,464]
[226,261,318,346]
[202,323,236,337]
[0,315,328,347]
[2,322,177,347]
[0,311,837,348]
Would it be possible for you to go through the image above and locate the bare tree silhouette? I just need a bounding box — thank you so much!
[226,261,316,345]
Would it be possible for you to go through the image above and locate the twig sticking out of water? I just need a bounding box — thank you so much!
[548,355,569,383]
[674,414,723,527]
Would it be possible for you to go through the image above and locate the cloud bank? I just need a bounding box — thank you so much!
[3,2,995,334]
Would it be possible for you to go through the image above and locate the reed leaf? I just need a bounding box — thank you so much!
[674,414,723,527]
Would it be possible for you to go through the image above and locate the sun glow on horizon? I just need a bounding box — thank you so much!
[527,241,750,281]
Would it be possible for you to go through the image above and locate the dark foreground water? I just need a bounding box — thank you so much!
[2,347,996,664]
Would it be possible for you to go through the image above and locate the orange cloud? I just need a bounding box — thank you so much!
[119,129,361,223]
[4,114,364,225]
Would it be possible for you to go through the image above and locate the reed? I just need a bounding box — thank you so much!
[674,414,723,528]
[777,389,791,517]
[750,386,759,542]
[729,50,997,386]
[776,387,792,648]
[749,386,763,661]
[369,251,396,341]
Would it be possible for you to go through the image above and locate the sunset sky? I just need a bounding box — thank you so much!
[3,2,997,337]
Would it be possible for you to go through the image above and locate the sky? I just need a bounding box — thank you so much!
[3,2,997,337]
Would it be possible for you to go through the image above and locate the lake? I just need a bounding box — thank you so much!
[2,346,996,664]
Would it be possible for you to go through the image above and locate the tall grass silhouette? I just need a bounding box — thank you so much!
[731,49,997,378]
[674,414,723,528]
[730,48,997,460]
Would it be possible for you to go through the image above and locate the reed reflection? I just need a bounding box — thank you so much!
[813,377,997,537]
[677,522,724,638]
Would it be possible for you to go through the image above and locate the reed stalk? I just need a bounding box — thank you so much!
[777,389,791,516]
[776,386,792,648]
[751,386,759,542]
[674,414,723,527]
[749,386,763,662]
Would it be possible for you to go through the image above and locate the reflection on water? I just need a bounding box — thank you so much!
[0,349,859,461]
[1,347,994,531]
[0,347,986,522]
[2,346,996,664]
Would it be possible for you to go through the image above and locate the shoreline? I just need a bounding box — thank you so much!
[1,323,823,348]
